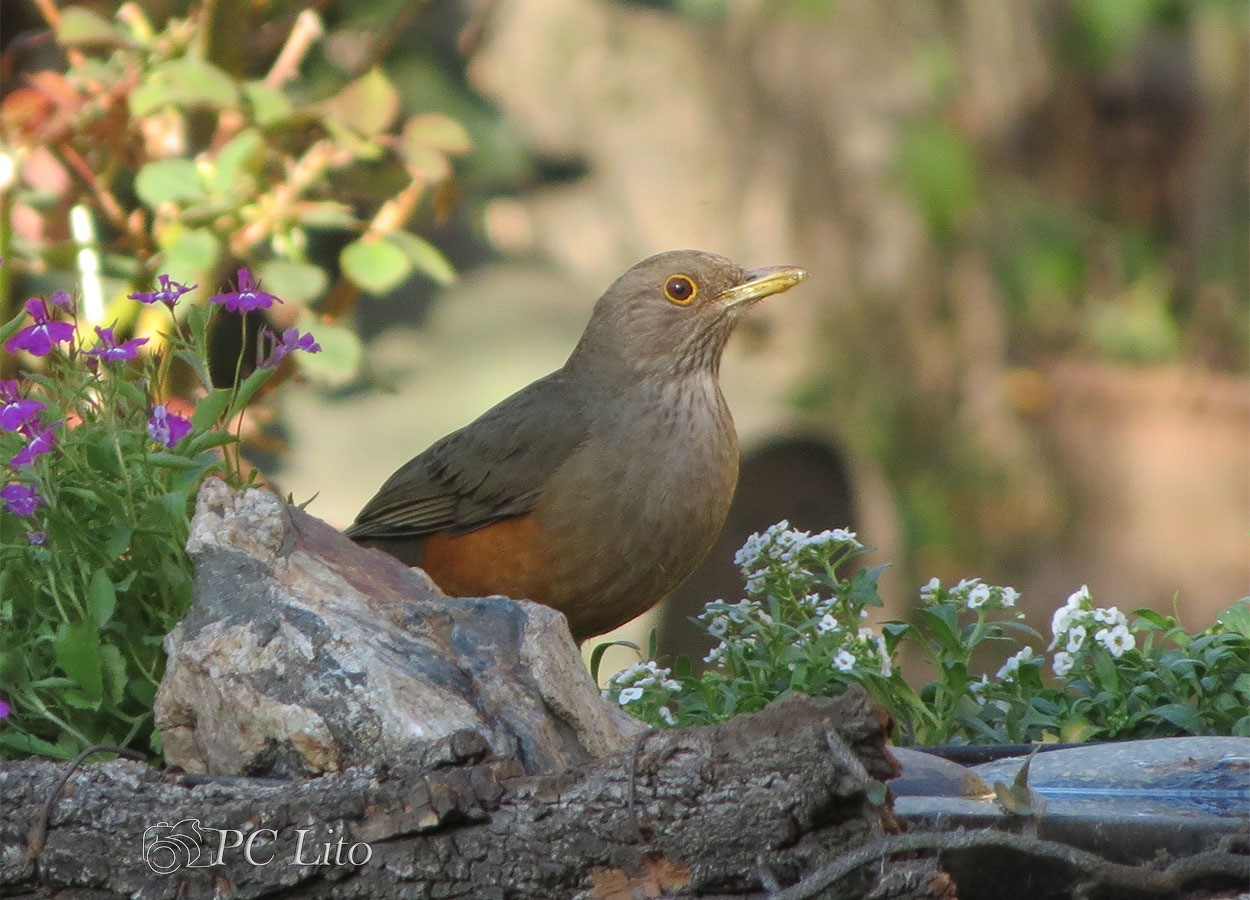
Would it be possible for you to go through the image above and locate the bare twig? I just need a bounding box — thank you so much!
[27,744,148,870]
[264,9,324,89]
[771,828,1250,900]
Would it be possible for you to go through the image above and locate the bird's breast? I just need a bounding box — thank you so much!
[532,374,739,636]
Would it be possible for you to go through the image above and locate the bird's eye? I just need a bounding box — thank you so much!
[664,274,698,306]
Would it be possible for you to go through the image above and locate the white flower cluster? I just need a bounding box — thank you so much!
[1049,585,1136,677]
[734,520,862,591]
[830,627,892,677]
[920,576,1020,611]
[604,660,682,707]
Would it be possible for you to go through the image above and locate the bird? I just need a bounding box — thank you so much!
[345,250,807,641]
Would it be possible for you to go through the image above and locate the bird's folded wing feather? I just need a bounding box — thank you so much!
[344,372,588,540]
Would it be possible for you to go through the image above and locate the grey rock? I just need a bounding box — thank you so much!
[154,478,643,777]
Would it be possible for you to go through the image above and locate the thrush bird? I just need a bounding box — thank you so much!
[346,250,807,640]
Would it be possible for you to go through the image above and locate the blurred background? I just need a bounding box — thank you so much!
[3,0,1247,670]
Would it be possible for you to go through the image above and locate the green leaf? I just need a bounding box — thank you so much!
[387,231,456,286]
[0,731,74,759]
[209,128,263,199]
[400,145,450,182]
[1151,703,1204,734]
[157,227,220,288]
[100,644,128,706]
[259,260,328,305]
[588,640,640,686]
[403,113,473,155]
[135,159,206,207]
[129,57,240,117]
[319,68,400,137]
[848,564,886,608]
[55,622,103,702]
[242,80,293,126]
[294,320,362,388]
[340,238,412,295]
[56,6,127,47]
[230,366,276,418]
[294,201,358,229]
[145,451,209,471]
[919,606,961,655]
[87,569,117,628]
[1216,598,1250,638]
[191,388,234,431]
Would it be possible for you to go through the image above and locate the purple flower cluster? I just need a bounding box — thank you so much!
[1,379,57,515]
[3,269,319,533]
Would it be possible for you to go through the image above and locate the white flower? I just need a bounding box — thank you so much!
[878,653,892,677]
[726,599,755,623]
[966,584,992,609]
[707,615,729,638]
[657,706,676,726]
[997,647,1034,681]
[703,645,724,665]
[833,649,857,672]
[1066,585,1092,608]
[1092,605,1126,627]
[1051,597,1092,647]
[920,577,941,603]
[801,592,823,611]
[1052,651,1075,678]
[661,678,682,693]
[1065,625,1087,654]
[969,674,990,695]
[803,528,862,552]
[999,587,1020,608]
[817,613,840,633]
[745,572,768,596]
[618,687,644,706]
[1097,624,1135,657]
[733,527,778,572]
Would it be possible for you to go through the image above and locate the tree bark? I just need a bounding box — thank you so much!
[1,690,937,899]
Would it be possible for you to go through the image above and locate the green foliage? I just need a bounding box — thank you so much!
[0,278,319,759]
[2,3,473,384]
[602,522,1250,746]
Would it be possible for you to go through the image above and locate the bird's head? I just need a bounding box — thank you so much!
[569,250,807,379]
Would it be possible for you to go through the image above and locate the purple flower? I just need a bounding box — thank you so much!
[1,482,42,517]
[10,423,57,468]
[210,268,281,314]
[49,290,76,314]
[0,699,9,719]
[83,326,149,363]
[261,327,322,369]
[147,405,193,448]
[129,274,196,308]
[26,530,48,546]
[0,381,44,432]
[4,298,76,357]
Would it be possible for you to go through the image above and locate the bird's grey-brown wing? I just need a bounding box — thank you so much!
[344,371,588,541]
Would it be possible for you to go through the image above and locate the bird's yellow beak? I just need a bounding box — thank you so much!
[716,265,808,308]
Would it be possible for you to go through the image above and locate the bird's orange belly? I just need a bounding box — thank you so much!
[420,514,556,606]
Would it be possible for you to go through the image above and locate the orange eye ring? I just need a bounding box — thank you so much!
[664,274,698,305]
